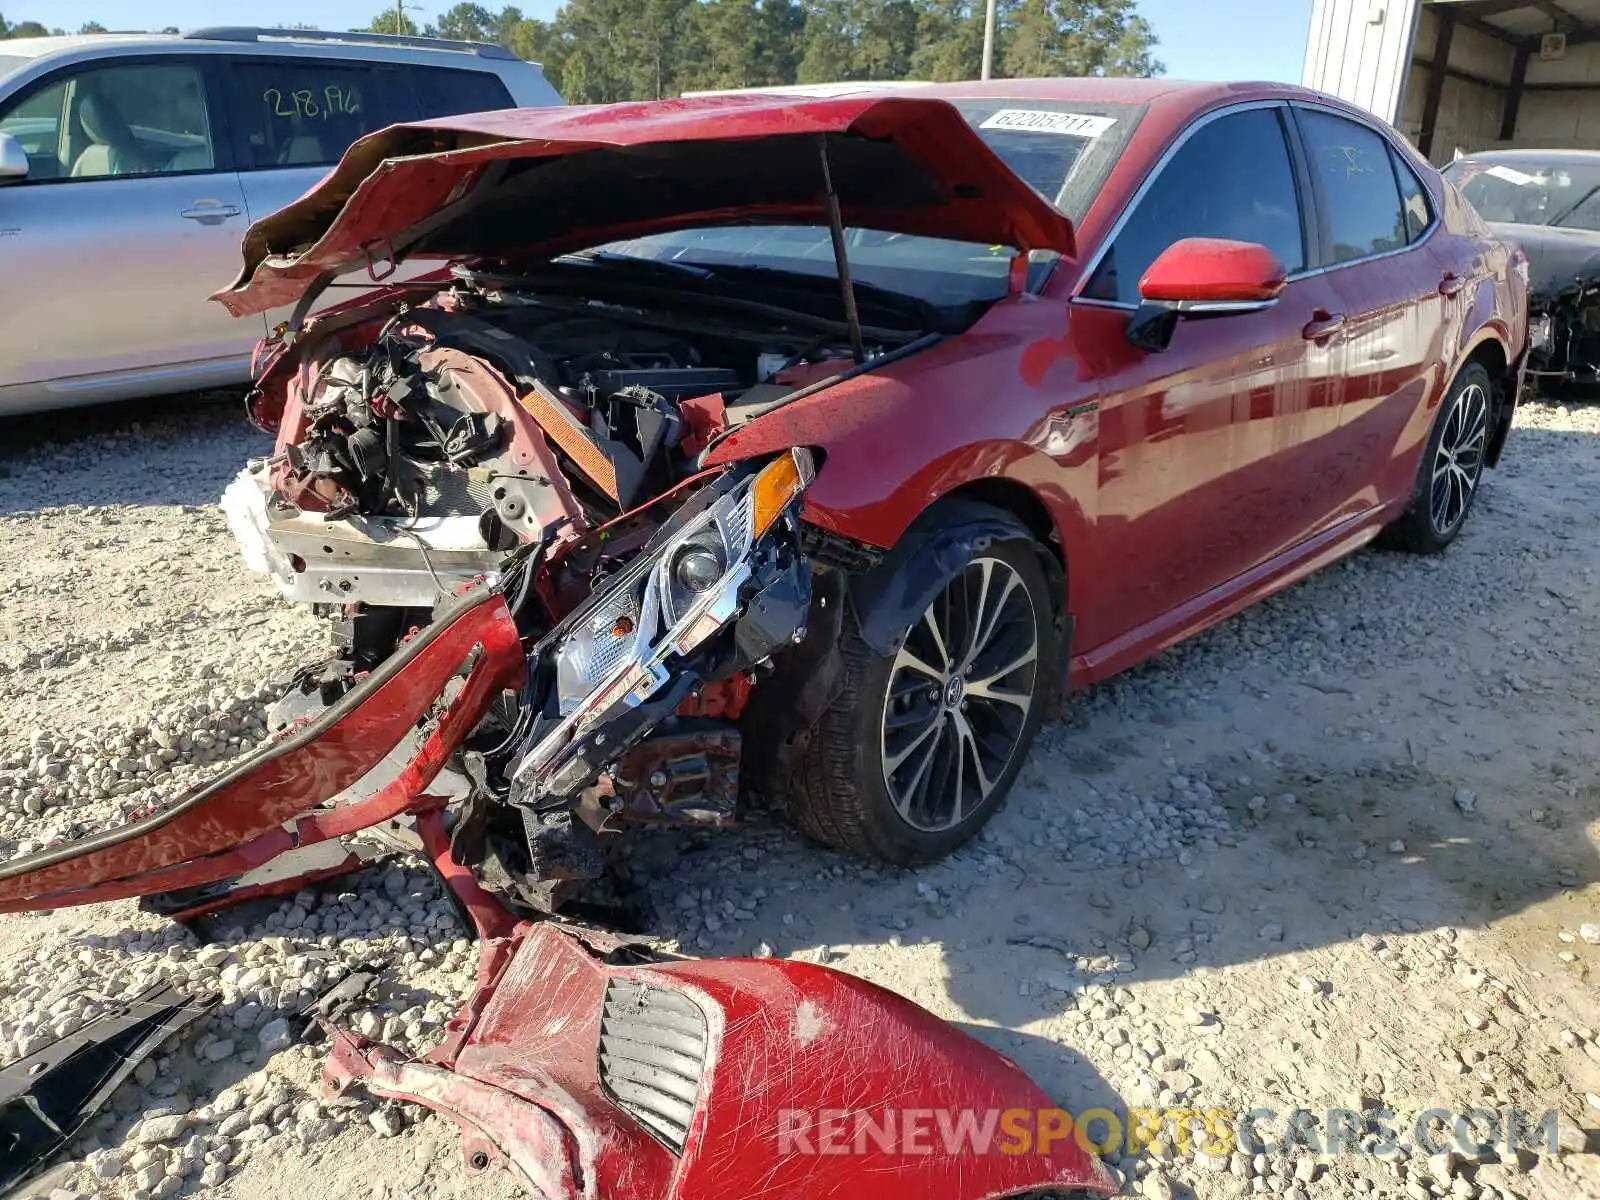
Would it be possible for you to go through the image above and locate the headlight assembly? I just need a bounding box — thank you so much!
[516,448,815,786]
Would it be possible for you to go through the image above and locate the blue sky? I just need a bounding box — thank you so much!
[12,0,1315,86]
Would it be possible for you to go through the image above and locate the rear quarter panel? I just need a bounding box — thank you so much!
[1364,159,1525,506]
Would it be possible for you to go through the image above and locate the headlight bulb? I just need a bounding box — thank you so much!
[673,544,725,593]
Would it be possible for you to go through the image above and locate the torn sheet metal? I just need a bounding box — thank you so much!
[0,587,522,915]
[0,984,216,1193]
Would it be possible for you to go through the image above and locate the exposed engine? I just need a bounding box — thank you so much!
[223,281,862,630]
[211,277,886,921]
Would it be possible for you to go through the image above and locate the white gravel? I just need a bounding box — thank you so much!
[2,392,1600,1199]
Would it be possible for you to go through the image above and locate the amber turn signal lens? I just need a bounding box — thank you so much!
[749,448,815,538]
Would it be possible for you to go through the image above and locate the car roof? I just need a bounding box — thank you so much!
[683,77,1308,106]
[0,34,158,58]
[1451,148,1600,165]
[0,27,522,68]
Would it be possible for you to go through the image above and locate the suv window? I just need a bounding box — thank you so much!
[1083,107,1305,306]
[1298,108,1408,264]
[413,67,514,119]
[1392,148,1432,242]
[224,59,418,170]
[0,62,215,182]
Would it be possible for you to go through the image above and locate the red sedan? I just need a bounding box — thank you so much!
[1,78,1525,913]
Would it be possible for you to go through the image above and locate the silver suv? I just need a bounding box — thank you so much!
[0,28,561,415]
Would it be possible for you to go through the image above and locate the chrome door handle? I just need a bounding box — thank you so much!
[1302,310,1346,341]
[179,202,242,224]
[1439,271,1466,298]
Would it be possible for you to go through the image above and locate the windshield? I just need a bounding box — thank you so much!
[1444,157,1600,231]
[592,98,1145,309]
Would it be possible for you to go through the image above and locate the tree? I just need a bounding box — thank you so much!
[908,0,984,81]
[504,15,563,73]
[436,2,494,41]
[339,0,1160,96]
[360,9,434,35]
[4,17,48,36]
[678,0,803,93]
[999,0,1161,78]
[78,20,107,32]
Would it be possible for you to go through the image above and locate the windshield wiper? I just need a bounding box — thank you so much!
[555,250,715,280]
[1552,183,1600,228]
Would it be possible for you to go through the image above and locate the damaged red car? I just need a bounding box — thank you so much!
[0,78,1526,917]
[0,76,1529,1200]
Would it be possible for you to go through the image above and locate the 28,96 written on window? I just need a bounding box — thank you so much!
[224,61,414,170]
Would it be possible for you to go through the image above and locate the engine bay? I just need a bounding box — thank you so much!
[221,272,901,620]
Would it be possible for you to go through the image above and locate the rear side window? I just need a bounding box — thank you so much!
[412,67,514,118]
[1084,107,1306,306]
[1298,108,1408,264]
[224,59,418,170]
[1392,149,1432,242]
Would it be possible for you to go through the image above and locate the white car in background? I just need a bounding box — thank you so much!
[0,27,561,415]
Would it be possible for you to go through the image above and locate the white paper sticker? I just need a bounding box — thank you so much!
[1485,164,1536,186]
[979,109,1117,138]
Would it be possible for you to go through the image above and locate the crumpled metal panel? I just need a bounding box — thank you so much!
[320,922,1118,1200]
[0,588,523,913]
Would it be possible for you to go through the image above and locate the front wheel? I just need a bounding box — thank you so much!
[1381,362,1493,554]
[787,510,1057,864]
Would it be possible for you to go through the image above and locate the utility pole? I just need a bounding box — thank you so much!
[980,0,998,80]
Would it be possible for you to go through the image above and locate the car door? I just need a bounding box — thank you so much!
[0,57,257,409]
[1292,105,1444,517]
[1070,104,1348,653]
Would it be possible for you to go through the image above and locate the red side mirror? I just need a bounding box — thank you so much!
[1138,237,1288,305]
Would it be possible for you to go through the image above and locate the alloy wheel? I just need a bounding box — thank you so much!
[879,556,1040,833]
[1430,382,1489,536]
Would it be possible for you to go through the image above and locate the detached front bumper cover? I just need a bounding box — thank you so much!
[318,921,1119,1200]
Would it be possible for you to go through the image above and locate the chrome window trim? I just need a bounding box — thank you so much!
[1070,97,1439,312]
[1070,99,1288,305]
[1289,99,1441,269]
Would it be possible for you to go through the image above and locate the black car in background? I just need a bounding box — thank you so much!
[1445,148,1600,400]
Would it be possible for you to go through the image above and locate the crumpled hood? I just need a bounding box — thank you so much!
[211,93,1078,319]
[1489,221,1600,302]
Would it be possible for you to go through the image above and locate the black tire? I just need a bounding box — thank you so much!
[787,505,1058,865]
[1380,361,1494,554]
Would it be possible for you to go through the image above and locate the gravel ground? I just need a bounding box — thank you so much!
[2,392,1600,1200]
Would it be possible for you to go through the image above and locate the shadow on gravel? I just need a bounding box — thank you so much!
[953,1019,1130,1122]
[0,389,262,512]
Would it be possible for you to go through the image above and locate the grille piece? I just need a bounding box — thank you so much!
[598,978,708,1153]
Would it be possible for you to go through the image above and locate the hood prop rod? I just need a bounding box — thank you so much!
[818,134,866,364]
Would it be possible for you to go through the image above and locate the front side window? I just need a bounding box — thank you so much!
[1083,107,1306,306]
[224,59,417,170]
[0,62,215,182]
[1298,108,1407,265]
